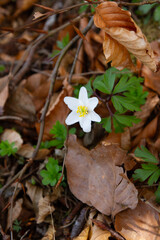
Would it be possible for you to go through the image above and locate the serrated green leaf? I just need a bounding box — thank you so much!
[132,169,155,182]
[93,79,111,94]
[137,3,156,15]
[114,114,140,127]
[101,117,112,133]
[148,169,160,185]
[141,163,158,170]
[113,117,126,133]
[134,146,158,163]
[112,96,124,113]
[103,67,116,93]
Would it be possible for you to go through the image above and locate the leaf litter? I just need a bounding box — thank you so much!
[0,0,160,239]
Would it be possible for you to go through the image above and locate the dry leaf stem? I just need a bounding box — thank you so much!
[117,0,160,6]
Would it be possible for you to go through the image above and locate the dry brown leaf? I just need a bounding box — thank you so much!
[41,224,56,240]
[130,93,159,137]
[90,215,111,240]
[115,201,160,240]
[1,129,23,150]
[37,195,55,224]
[142,41,160,93]
[0,75,9,112]
[94,2,157,71]
[17,143,50,160]
[65,135,138,217]
[5,85,36,121]
[26,181,43,217]
[36,79,73,140]
[7,198,23,230]
[73,226,90,240]
[14,0,38,17]
[132,116,158,148]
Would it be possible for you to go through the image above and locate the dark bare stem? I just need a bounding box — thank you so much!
[68,38,83,84]
[106,102,114,116]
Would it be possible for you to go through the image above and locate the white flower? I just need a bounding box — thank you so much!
[64,87,101,132]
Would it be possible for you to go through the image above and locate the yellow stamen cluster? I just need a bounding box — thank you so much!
[77,105,88,117]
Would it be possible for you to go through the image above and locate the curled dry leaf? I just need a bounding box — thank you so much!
[94,2,157,71]
[7,198,23,230]
[65,135,138,217]
[73,226,90,240]
[90,214,111,240]
[17,143,50,160]
[115,201,160,240]
[37,195,55,224]
[41,224,56,240]
[142,41,160,93]
[1,129,23,150]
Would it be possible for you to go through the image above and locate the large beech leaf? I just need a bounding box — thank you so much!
[94,2,157,71]
[115,201,160,240]
[65,135,138,217]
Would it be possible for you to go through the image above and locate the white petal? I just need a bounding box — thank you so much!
[88,97,98,111]
[64,97,80,111]
[88,111,101,122]
[78,87,88,105]
[65,111,79,125]
[79,117,91,132]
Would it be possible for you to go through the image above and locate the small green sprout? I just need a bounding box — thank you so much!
[40,158,63,186]
[0,140,18,157]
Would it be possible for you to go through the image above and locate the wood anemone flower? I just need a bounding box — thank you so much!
[64,87,101,132]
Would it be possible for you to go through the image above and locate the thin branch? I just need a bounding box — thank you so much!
[0,116,22,121]
[117,0,160,6]
[68,38,83,84]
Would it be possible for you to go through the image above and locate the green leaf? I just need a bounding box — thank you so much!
[137,3,156,15]
[57,33,70,49]
[101,117,112,133]
[49,121,67,149]
[40,157,63,187]
[154,6,160,22]
[134,146,158,163]
[51,49,60,57]
[148,169,160,185]
[112,96,141,112]
[113,116,126,133]
[93,68,116,94]
[69,127,76,134]
[0,126,3,134]
[85,79,93,97]
[0,65,5,72]
[155,184,160,202]
[114,114,140,127]
[132,168,155,182]
[0,140,18,157]
[79,4,89,13]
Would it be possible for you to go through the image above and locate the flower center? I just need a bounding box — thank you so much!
[77,106,88,117]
